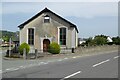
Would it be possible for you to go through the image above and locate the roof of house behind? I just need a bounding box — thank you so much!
[18,8,79,33]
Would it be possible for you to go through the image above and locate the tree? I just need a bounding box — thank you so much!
[94,35,107,45]
[2,36,9,42]
[85,37,95,46]
[84,35,108,46]
[112,36,120,45]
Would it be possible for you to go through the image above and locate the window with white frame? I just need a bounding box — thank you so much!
[28,28,34,45]
[59,28,66,45]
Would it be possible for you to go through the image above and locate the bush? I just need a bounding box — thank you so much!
[112,36,120,45]
[48,42,60,54]
[19,43,30,55]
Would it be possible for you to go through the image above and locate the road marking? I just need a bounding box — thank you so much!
[58,59,63,61]
[19,66,24,68]
[19,66,26,69]
[64,58,68,59]
[43,62,48,64]
[6,67,19,71]
[13,68,19,71]
[92,59,110,67]
[53,55,57,56]
[40,62,45,64]
[114,56,119,59]
[6,68,12,71]
[19,66,26,68]
[73,57,76,58]
[30,62,44,65]
[61,71,81,80]
[47,61,53,63]
[29,60,35,61]
[37,62,47,65]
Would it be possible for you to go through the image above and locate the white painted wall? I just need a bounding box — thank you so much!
[71,28,76,48]
[75,31,78,47]
[19,28,27,45]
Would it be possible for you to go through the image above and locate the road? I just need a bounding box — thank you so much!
[2,51,119,79]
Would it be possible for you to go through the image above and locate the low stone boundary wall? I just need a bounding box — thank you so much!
[76,45,118,54]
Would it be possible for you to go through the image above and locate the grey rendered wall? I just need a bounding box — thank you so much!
[20,12,76,50]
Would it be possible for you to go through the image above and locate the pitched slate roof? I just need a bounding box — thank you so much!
[18,8,79,33]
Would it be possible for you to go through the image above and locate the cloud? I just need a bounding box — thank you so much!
[2,2,118,18]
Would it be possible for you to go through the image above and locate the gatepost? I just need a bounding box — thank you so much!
[72,48,75,53]
[9,38,11,57]
[23,48,27,59]
[35,49,38,59]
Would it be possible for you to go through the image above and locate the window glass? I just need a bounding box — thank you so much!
[28,28,34,45]
[44,15,50,23]
[59,28,66,45]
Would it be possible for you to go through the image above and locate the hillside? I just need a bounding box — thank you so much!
[0,30,19,42]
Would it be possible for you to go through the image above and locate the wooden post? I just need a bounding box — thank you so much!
[72,48,75,53]
[35,49,38,59]
[23,48,26,59]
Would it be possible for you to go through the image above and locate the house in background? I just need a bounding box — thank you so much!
[18,8,79,52]
[78,38,86,45]
[107,36,113,42]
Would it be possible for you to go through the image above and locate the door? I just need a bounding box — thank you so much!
[43,39,50,52]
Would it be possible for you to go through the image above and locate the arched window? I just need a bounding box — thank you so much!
[28,28,34,45]
[59,28,66,45]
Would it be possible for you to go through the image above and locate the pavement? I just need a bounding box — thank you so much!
[1,50,119,79]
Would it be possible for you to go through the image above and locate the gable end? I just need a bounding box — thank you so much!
[18,8,79,33]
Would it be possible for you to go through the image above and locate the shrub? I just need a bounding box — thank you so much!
[19,43,30,55]
[94,35,107,45]
[94,37,107,45]
[48,42,60,54]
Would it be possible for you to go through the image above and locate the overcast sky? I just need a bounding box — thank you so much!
[1,1,118,38]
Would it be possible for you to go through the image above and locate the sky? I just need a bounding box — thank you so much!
[1,1,118,38]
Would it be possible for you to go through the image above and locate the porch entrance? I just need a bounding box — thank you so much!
[43,39,50,52]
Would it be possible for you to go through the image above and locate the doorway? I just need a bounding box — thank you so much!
[43,39,50,52]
